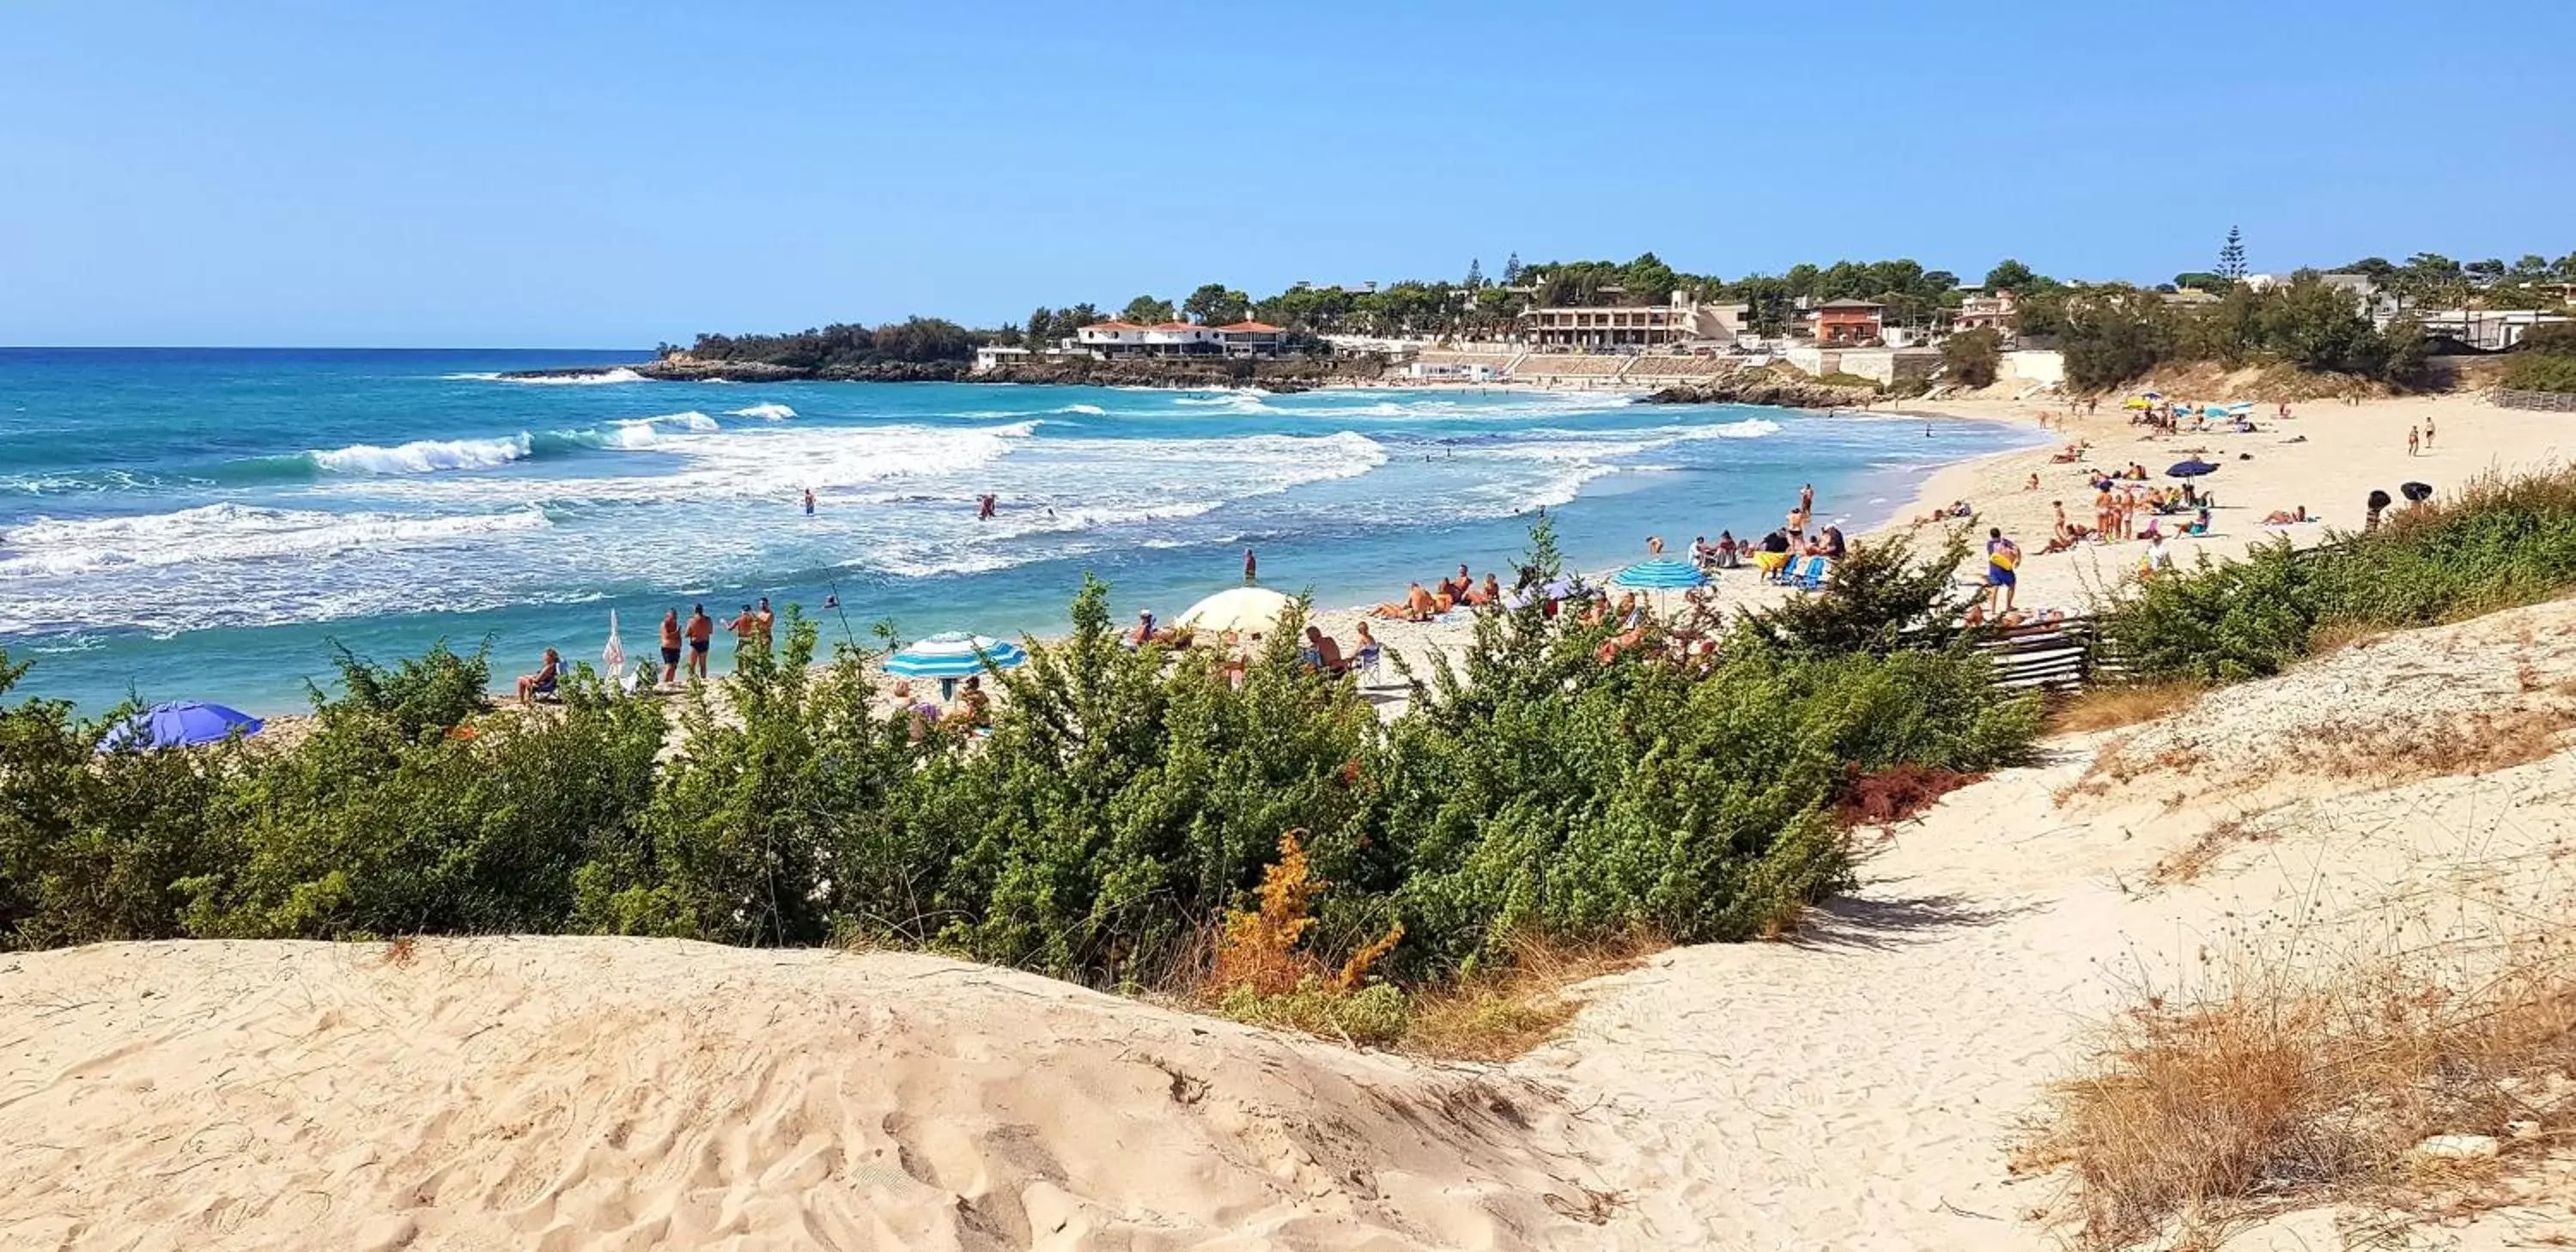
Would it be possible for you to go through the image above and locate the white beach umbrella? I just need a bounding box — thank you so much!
[1175,586,1297,635]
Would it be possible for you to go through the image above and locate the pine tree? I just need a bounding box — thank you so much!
[1465,258,1484,289]
[1502,252,1522,285]
[2218,226,2248,282]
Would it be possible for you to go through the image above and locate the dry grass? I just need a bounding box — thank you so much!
[2306,618,2393,660]
[1400,935,1654,1062]
[2148,818,2254,887]
[2022,909,2576,1249]
[2052,683,2208,735]
[2293,705,2576,783]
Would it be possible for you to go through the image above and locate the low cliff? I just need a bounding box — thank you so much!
[502,355,1388,391]
[1642,372,1883,409]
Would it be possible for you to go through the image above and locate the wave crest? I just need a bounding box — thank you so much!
[308,434,534,475]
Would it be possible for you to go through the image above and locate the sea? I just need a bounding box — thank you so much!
[0,348,2042,715]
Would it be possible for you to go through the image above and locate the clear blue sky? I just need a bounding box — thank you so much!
[4,0,2568,348]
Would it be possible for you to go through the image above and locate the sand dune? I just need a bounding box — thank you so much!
[0,941,1619,1251]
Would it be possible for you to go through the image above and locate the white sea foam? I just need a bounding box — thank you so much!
[726,403,798,421]
[308,434,534,475]
[0,503,551,580]
[1058,403,1107,416]
[499,368,647,386]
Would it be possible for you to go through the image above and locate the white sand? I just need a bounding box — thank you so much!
[1880,391,2576,611]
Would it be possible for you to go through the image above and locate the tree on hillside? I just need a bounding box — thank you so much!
[1464,258,1485,289]
[1121,295,1176,325]
[1984,258,2039,293]
[2217,226,2248,281]
[1182,283,1250,326]
[1621,252,1679,305]
[2172,270,2232,295]
[1025,307,1053,347]
[1501,252,1522,284]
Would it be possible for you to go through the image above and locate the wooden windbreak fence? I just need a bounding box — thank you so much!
[2497,390,2576,412]
[1976,615,2117,697]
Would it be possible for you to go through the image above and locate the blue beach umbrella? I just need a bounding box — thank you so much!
[100,701,263,752]
[883,631,1028,679]
[2166,459,2221,479]
[1610,557,1711,590]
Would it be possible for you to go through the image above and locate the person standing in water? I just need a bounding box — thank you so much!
[684,604,714,679]
[803,488,816,515]
[977,494,997,520]
[658,609,682,686]
[1799,483,1815,517]
[723,603,759,666]
[753,597,775,651]
[1242,548,1258,585]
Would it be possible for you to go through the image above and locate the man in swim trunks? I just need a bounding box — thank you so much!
[1985,527,2020,615]
[754,597,775,651]
[724,604,759,666]
[659,609,683,686]
[685,604,714,679]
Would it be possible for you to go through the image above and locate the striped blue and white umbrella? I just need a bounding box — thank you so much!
[1610,557,1710,590]
[884,631,1028,678]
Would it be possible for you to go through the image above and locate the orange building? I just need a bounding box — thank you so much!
[1812,299,1885,345]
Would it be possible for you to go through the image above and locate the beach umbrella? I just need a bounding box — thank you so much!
[884,631,1028,679]
[1176,586,1297,635]
[1611,557,1710,590]
[2166,459,2221,479]
[2402,481,2433,502]
[100,702,263,752]
[602,610,626,678]
[2367,489,2393,512]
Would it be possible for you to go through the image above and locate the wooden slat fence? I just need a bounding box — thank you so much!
[2496,389,2576,413]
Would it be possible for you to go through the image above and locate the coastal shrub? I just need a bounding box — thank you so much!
[1373,526,2038,971]
[1940,326,2002,388]
[0,659,234,947]
[927,578,1382,983]
[318,639,490,740]
[179,668,664,939]
[1741,531,1983,657]
[2100,467,2576,684]
[574,612,941,946]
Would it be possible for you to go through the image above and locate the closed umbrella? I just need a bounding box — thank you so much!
[2166,459,2221,479]
[100,702,263,751]
[1610,557,1710,590]
[1175,586,1297,635]
[603,610,627,679]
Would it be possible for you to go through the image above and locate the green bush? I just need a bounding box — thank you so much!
[2,522,2046,1000]
[2101,468,2576,684]
[1941,327,2003,387]
[179,668,664,939]
[0,659,233,946]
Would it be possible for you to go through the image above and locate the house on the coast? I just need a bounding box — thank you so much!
[1951,289,2017,336]
[1076,320,1290,359]
[1808,299,1885,345]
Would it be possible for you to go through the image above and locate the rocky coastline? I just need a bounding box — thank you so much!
[501,355,1386,392]
[1641,372,1883,409]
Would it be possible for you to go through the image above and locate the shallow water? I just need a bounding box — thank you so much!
[0,349,2039,714]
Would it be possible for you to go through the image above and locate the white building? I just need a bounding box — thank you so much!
[2413,309,2572,352]
[1076,320,1290,359]
[971,344,1033,374]
[1521,295,1751,349]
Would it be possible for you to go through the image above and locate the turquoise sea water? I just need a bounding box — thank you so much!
[0,349,2041,715]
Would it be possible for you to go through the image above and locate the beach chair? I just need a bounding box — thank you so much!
[1793,556,1833,591]
[1352,641,1383,684]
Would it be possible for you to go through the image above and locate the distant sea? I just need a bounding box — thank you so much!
[0,348,2041,714]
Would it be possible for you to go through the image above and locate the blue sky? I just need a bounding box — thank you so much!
[3,0,2568,347]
